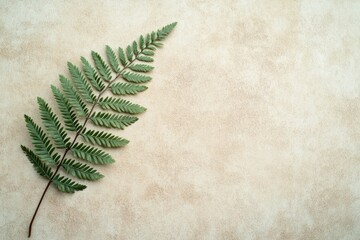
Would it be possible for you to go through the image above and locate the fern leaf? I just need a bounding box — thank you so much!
[52,174,87,193]
[110,82,148,95]
[59,75,88,117]
[126,45,134,62]
[145,33,151,47]
[152,42,163,48]
[129,64,154,73]
[98,96,146,114]
[137,55,153,62]
[67,62,96,103]
[51,85,81,132]
[37,97,70,148]
[91,51,112,81]
[132,41,139,55]
[146,45,157,51]
[139,35,145,50]
[71,142,115,164]
[106,45,121,73]
[142,50,154,56]
[81,128,129,148]
[90,112,138,129]
[21,146,53,179]
[121,71,152,83]
[24,115,60,165]
[81,56,105,91]
[151,31,156,42]
[21,22,177,237]
[62,159,104,180]
[118,47,127,67]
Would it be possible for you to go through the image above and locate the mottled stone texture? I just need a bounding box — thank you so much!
[1,1,359,239]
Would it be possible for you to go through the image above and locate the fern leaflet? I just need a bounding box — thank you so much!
[81,56,105,91]
[106,45,121,73]
[62,159,104,181]
[67,62,96,103]
[81,128,129,148]
[71,142,115,165]
[98,96,146,114]
[37,97,70,149]
[110,82,148,95]
[90,112,138,129]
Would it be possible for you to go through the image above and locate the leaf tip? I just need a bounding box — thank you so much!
[37,97,44,104]
[24,114,31,122]
[59,74,66,81]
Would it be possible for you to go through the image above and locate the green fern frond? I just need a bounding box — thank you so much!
[110,82,148,95]
[37,97,70,149]
[91,51,112,81]
[80,57,105,91]
[71,142,115,164]
[81,128,129,148]
[98,96,146,114]
[67,62,96,103]
[59,75,88,117]
[62,159,104,181]
[51,85,81,132]
[90,112,138,129]
[21,22,177,237]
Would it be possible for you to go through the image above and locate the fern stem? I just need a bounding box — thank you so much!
[27,45,151,238]
[28,148,70,238]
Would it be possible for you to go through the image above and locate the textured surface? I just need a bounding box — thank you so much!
[1,1,360,239]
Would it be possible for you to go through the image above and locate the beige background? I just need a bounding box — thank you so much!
[1,0,360,239]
